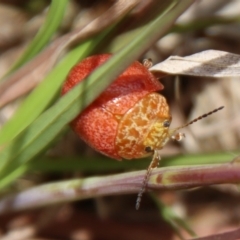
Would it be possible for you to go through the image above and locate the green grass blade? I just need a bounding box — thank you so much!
[27,152,233,173]
[8,0,69,73]
[0,39,99,147]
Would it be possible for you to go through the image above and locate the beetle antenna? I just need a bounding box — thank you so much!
[173,106,224,132]
[136,151,160,210]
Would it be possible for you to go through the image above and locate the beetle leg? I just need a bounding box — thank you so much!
[135,150,161,210]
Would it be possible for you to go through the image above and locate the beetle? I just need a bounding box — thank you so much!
[61,54,223,209]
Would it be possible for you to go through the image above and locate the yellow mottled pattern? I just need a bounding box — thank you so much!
[115,93,171,159]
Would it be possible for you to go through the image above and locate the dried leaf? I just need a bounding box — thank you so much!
[150,50,240,77]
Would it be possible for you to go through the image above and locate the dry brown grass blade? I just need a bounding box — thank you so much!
[0,0,140,108]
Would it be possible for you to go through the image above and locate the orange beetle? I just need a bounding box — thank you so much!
[62,54,172,160]
[62,54,223,209]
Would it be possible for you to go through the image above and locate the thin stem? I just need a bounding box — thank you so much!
[1,159,240,214]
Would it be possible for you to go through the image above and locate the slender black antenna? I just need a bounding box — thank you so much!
[173,106,224,132]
